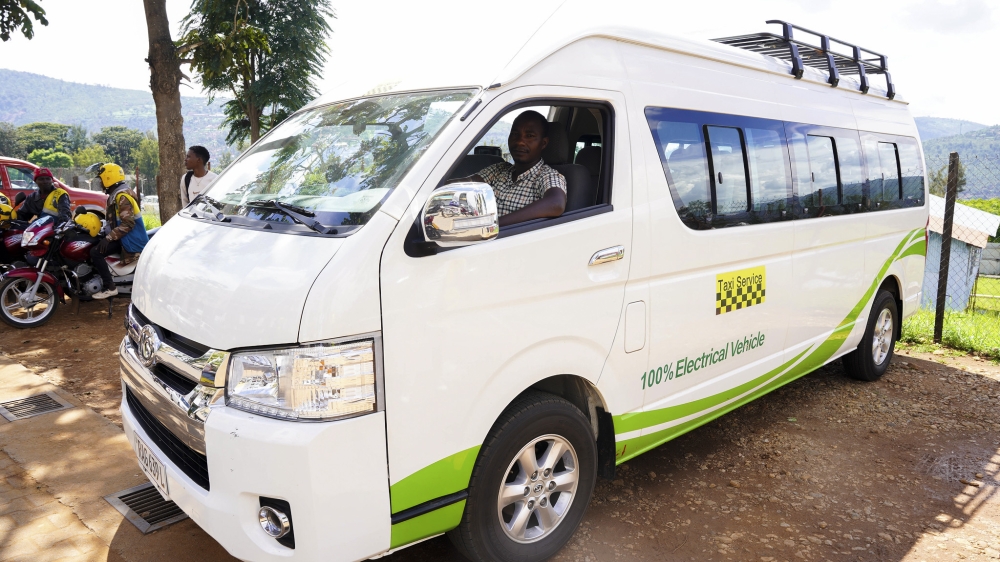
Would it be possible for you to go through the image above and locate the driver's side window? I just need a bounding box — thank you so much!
[6,167,37,190]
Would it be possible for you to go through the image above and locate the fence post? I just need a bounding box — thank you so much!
[933,151,960,343]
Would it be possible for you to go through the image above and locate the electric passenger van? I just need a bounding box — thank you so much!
[119,18,928,562]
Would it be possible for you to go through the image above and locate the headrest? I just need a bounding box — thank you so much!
[542,127,570,165]
[575,146,602,177]
[473,146,502,157]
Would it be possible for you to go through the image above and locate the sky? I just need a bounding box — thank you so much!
[1,0,998,125]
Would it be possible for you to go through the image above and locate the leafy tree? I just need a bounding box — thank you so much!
[17,122,69,154]
[0,0,47,41]
[215,148,236,171]
[72,144,109,168]
[0,122,23,157]
[93,125,144,169]
[27,148,73,168]
[178,0,333,144]
[64,124,90,153]
[132,136,160,179]
[929,161,967,197]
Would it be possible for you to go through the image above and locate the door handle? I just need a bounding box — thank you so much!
[589,245,624,266]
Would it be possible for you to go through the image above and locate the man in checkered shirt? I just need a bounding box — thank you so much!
[451,111,567,227]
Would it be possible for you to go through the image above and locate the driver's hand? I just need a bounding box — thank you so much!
[96,238,110,253]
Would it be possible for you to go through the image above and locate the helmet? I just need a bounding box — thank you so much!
[0,202,12,223]
[74,212,102,237]
[89,163,126,189]
[0,193,10,207]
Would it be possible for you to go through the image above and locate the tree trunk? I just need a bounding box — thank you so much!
[143,0,186,223]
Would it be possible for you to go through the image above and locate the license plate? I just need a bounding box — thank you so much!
[134,434,170,500]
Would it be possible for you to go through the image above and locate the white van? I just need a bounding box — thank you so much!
[119,19,928,562]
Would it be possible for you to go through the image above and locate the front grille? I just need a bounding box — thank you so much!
[126,386,210,490]
[131,307,211,358]
[153,364,198,395]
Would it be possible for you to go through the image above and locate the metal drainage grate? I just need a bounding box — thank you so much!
[104,482,188,534]
[0,392,73,421]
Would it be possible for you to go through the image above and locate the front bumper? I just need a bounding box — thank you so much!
[120,342,392,561]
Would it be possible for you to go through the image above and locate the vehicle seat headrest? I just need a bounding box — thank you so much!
[542,127,570,165]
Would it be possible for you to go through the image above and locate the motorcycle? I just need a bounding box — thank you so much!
[0,193,30,272]
[0,215,150,328]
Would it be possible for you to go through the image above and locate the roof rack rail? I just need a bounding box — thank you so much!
[713,20,895,100]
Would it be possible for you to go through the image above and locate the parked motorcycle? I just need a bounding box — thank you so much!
[0,215,150,328]
[0,193,29,272]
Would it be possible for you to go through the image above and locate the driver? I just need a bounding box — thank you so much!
[88,163,149,300]
[15,168,72,225]
[449,111,567,227]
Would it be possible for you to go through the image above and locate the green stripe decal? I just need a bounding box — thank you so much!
[389,500,466,548]
[390,445,480,514]
[613,228,923,461]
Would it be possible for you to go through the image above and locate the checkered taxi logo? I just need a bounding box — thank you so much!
[716,266,766,315]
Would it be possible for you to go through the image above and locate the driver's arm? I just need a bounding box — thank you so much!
[498,187,566,227]
[107,196,136,241]
[56,193,72,225]
[15,195,37,221]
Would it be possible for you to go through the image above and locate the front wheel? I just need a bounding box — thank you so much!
[448,392,597,562]
[0,276,59,328]
[842,289,898,381]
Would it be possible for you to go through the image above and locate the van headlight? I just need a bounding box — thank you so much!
[226,338,378,421]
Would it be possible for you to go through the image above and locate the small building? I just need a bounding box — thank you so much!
[921,195,1000,310]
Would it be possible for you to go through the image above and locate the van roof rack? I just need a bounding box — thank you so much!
[713,20,895,100]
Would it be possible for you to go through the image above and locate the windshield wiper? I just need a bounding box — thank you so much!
[246,199,338,235]
[191,194,227,222]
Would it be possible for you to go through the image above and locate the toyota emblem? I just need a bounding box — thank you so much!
[138,325,161,368]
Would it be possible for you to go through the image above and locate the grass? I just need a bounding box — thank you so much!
[901,308,1000,360]
[142,209,161,230]
[972,276,1000,313]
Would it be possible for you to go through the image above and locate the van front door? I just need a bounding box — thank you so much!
[378,87,635,545]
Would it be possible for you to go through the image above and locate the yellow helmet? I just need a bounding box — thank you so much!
[92,163,126,189]
[74,212,102,237]
[0,202,12,223]
[0,193,10,207]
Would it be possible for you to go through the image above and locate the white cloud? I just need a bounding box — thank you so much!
[903,0,996,34]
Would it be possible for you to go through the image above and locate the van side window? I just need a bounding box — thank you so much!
[878,142,901,204]
[651,120,713,228]
[834,134,865,212]
[896,140,925,207]
[745,127,790,217]
[705,126,749,215]
[864,139,901,209]
[803,135,839,214]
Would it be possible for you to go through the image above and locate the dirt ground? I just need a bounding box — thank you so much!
[1,302,999,562]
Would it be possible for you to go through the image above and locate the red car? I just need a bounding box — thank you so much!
[0,157,108,218]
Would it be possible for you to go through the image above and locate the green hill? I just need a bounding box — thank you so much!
[0,69,230,159]
[915,117,990,141]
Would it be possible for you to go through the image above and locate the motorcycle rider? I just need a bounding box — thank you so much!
[87,163,149,300]
[15,168,72,225]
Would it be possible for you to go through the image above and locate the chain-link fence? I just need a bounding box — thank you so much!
[922,153,1000,324]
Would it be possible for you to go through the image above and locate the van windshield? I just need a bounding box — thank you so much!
[190,90,475,235]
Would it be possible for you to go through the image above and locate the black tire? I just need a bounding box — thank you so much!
[0,276,59,329]
[842,289,898,382]
[448,392,597,562]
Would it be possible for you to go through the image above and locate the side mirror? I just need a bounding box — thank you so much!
[421,182,499,247]
[14,192,26,206]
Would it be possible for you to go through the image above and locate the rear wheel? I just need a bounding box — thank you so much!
[0,277,58,328]
[448,392,597,562]
[842,289,897,381]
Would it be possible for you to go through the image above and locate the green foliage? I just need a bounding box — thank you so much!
[132,137,160,179]
[0,121,23,157]
[64,124,90,153]
[215,149,237,171]
[179,0,334,143]
[92,125,144,170]
[0,0,47,41]
[928,161,967,196]
[16,122,70,154]
[26,148,73,168]
[142,208,161,230]
[960,198,1000,242]
[72,144,109,168]
[922,125,1000,163]
[901,309,1000,359]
